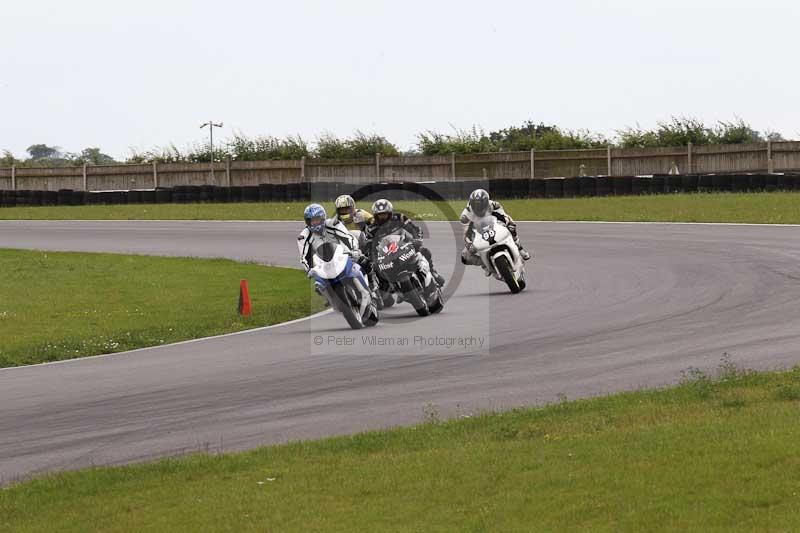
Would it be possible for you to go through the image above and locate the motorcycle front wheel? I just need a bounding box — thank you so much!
[331,282,365,329]
[399,277,429,316]
[494,255,522,294]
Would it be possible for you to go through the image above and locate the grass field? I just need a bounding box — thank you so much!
[2,360,799,531]
[2,192,800,223]
[0,249,325,367]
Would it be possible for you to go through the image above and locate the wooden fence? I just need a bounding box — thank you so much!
[1,141,798,191]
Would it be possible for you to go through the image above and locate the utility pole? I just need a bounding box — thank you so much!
[200,120,223,182]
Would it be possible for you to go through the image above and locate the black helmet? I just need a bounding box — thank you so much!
[371,199,394,225]
[469,188,490,217]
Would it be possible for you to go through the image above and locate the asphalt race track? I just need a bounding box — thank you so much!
[3,220,800,484]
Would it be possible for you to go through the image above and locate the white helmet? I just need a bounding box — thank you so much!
[469,188,490,217]
[371,198,394,225]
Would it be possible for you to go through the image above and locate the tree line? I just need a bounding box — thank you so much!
[2,117,786,167]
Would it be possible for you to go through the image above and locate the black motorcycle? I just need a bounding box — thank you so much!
[373,231,443,316]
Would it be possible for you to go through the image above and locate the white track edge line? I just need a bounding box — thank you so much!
[0,309,333,373]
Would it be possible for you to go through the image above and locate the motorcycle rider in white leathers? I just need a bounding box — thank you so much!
[297,203,369,282]
[460,189,531,274]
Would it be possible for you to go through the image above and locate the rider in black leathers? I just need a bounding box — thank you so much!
[362,198,445,287]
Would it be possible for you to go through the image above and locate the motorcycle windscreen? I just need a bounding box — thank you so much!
[475,215,496,235]
[377,235,402,257]
[312,244,350,280]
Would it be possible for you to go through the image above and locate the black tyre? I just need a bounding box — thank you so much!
[428,287,444,314]
[381,293,395,308]
[332,283,363,329]
[364,304,379,327]
[399,278,428,316]
[495,255,521,294]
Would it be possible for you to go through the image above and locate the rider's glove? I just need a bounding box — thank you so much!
[349,249,363,261]
[506,222,517,235]
[468,243,477,254]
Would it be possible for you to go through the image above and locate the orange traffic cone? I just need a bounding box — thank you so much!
[238,279,252,317]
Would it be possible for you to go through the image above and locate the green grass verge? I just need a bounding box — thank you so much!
[3,361,800,531]
[2,192,800,223]
[0,249,324,368]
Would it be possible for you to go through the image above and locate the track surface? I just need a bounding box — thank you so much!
[3,220,800,484]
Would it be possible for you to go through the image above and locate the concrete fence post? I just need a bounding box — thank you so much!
[607,146,612,176]
[530,149,535,179]
[153,161,158,189]
[767,140,774,173]
[82,163,88,191]
[225,156,231,187]
[300,156,306,182]
[451,152,456,181]
[375,152,381,182]
[687,142,693,174]
[11,164,16,191]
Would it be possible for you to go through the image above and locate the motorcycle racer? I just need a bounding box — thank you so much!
[331,194,374,232]
[460,189,531,272]
[362,199,445,287]
[298,203,366,273]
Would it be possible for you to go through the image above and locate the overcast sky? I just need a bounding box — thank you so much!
[2,0,798,159]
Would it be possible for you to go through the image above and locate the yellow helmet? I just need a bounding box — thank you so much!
[334,195,356,223]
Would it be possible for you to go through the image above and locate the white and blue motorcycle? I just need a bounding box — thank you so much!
[310,242,380,329]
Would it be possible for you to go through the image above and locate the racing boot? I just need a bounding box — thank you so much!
[461,247,491,276]
[515,238,531,261]
[421,247,445,286]
[314,283,331,307]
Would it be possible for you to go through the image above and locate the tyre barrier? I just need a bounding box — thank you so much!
[712,175,732,191]
[511,178,531,199]
[681,175,699,193]
[141,190,156,203]
[648,176,663,194]
[489,179,512,199]
[57,189,74,206]
[612,176,633,196]
[15,190,31,206]
[271,184,286,202]
[697,174,714,192]
[765,174,778,192]
[562,177,579,198]
[778,175,795,191]
[155,188,173,204]
[200,185,216,202]
[664,175,683,194]
[4,174,800,209]
[731,174,750,192]
[631,176,650,195]
[29,190,43,206]
[243,186,260,202]
[596,176,613,196]
[544,178,563,199]
[258,183,273,202]
[578,176,597,197]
